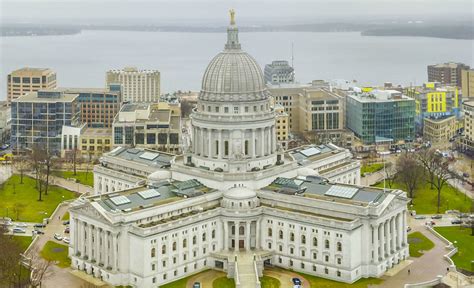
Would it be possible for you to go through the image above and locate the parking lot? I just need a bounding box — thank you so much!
[410,212,473,228]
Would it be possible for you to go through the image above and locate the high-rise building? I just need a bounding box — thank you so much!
[106,67,160,103]
[346,90,415,145]
[461,69,474,98]
[427,62,470,87]
[112,102,181,153]
[11,90,80,153]
[7,67,57,105]
[264,60,295,84]
[459,101,474,154]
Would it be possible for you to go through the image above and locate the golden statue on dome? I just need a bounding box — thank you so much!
[230,9,236,25]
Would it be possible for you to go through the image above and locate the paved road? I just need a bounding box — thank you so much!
[361,170,384,186]
[0,164,12,184]
[25,172,93,196]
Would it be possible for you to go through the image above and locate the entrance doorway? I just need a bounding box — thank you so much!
[239,240,244,249]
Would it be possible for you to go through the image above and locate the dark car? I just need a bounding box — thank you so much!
[459,213,469,218]
[431,215,442,219]
[292,278,302,285]
[63,220,70,225]
[451,219,463,224]
[34,230,45,235]
[34,223,46,228]
[64,227,70,234]
[193,282,201,288]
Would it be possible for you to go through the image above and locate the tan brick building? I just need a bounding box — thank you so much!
[462,69,474,98]
[7,68,57,105]
[423,116,459,145]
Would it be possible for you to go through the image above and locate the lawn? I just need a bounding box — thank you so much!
[12,235,33,252]
[54,171,94,187]
[212,276,235,288]
[295,271,382,288]
[434,226,474,272]
[62,212,70,221]
[40,241,71,268]
[261,275,280,288]
[373,180,470,214]
[0,175,77,223]
[361,163,384,176]
[160,269,212,288]
[407,231,435,257]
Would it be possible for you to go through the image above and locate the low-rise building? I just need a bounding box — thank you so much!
[112,102,181,153]
[79,127,113,158]
[423,115,459,145]
[274,105,289,149]
[346,90,415,145]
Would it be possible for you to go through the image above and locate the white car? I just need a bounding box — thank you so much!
[16,223,28,227]
[53,233,63,241]
[12,228,26,233]
[63,237,70,244]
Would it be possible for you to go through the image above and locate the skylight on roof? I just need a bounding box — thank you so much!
[139,152,160,161]
[110,195,131,206]
[127,148,140,154]
[324,185,359,199]
[300,147,321,157]
[109,146,122,155]
[137,189,161,199]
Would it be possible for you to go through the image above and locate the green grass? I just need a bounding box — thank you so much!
[373,180,470,214]
[160,270,211,288]
[361,163,384,176]
[12,235,33,252]
[434,226,474,272]
[54,171,94,187]
[295,271,382,288]
[40,241,71,268]
[261,276,280,288]
[0,175,77,223]
[212,277,235,288]
[408,231,435,257]
[62,212,70,221]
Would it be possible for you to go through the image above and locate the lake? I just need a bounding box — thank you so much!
[1,30,473,99]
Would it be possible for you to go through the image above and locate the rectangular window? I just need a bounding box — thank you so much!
[224,141,229,156]
[234,107,239,114]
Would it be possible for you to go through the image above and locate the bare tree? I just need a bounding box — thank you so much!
[0,226,23,287]
[396,153,423,200]
[13,155,30,184]
[43,152,57,196]
[65,148,81,176]
[417,148,438,189]
[383,162,396,189]
[24,247,54,287]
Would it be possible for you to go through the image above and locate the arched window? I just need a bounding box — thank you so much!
[279,230,283,239]
[202,233,206,242]
[325,240,330,249]
[212,230,216,239]
[193,236,197,245]
[239,226,245,235]
[183,239,187,248]
[268,228,272,237]
[172,242,177,251]
[151,248,156,258]
[337,242,342,252]
[290,232,295,242]
[301,235,306,244]
[313,237,318,247]
[162,245,166,254]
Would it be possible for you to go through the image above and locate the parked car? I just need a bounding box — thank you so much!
[414,215,426,220]
[431,215,442,219]
[34,223,46,228]
[406,226,412,232]
[451,219,463,224]
[458,213,469,218]
[426,220,436,226]
[292,278,302,285]
[63,237,70,244]
[13,228,26,233]
[54,233,63,241]
[16,223,28,228]
[63,220,70,225]
[193,282,201,288]
[34,229,45,235]
[0,144,10,150]
[64,227,70,234]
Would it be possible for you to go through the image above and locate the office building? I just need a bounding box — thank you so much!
[106,67,160,103]
[346,90,415,145]
[69,14,408,287]
[7,67,57,105]
[461,69,474,98]
[423,116,459,146]
[0,102,11,144]
[112,102,181,153]
[264,60,295,84]
[427,62,470,87]
[79,127,113,158]
[11,90,80,153]
[459,101,474,154]
[274,105,289,149]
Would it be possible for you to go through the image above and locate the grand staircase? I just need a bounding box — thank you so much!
[236,253,258,288]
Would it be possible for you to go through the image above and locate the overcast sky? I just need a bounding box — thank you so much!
[1,0,473,25]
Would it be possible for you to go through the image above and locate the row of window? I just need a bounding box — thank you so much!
[201,104,269,114]
[150,231,217,257]
[267,228,343,251]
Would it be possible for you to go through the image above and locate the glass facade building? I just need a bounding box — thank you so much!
[346,90,415,145]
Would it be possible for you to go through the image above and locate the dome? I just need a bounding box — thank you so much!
[199,14,268,102]
[223,186,257,200]
[147,170,171,182]
[297,167,318,177]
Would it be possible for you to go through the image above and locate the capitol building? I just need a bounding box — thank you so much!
[69,12,409,288]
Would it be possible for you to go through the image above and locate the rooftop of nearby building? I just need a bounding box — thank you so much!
[348,89,413,102]
[82,127,112,137]
[14,91,79,103]
[107,67,160,74]
[429,62,469,69]
[288,144,342,166]
[262,176,388,207]
[10,67,55,75]
[103,146,174,168]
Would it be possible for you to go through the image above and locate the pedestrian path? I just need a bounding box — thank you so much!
[235,253,258,288]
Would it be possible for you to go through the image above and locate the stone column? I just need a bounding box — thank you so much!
[397,213,403,249]
[245,221,251,250]
[273,126,277,152]
[255,219,260,250]
[242,129,246,156]
[74,219,79,255]
[261,128,265,156]
[379,222,385,259]
[391,217,396,253]
[95,227,100,262]
[200,128,204,156]
[224,221,229,251]
[218,129,223,159]
[87,225,92,259]
[234,222,239,252]
[402,211,407,246]
[104,231,109,267]
[251,129,256,158]
[112,233,117,271]
[208,129,212,158]
[373,224,379,262]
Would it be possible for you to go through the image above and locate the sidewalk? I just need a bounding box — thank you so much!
[26,172,93,195]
